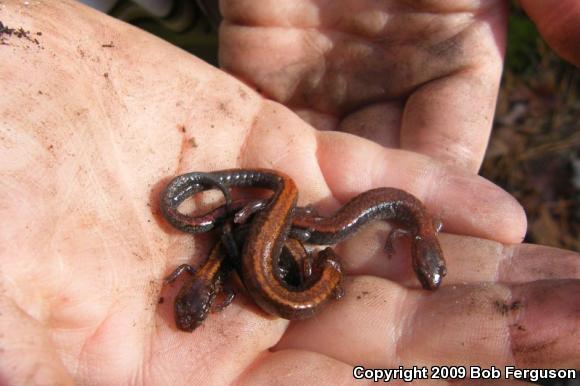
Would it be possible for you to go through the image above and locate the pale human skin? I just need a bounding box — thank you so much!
[0,1,578,385]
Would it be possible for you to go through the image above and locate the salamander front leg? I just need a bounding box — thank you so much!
[384,228,410,256]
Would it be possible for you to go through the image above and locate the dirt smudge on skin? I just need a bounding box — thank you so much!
[0,21,42,47]
[493,299,523,315]
[425,34,463,61]
[356,290,370,300]
[510,334,564,367]
[510,323,526,332]
[508,281,580,367]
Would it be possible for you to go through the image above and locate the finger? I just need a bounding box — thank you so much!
[519,0,580,66]
[335,233,580,289]
[498,243,580,282]
[391,3,508,171]
[316,132,526,244]
[276,276,580,369]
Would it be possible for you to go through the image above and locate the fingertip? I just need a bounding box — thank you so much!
[433,171,528,244]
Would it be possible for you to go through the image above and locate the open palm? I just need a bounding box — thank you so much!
[0,2,578,385]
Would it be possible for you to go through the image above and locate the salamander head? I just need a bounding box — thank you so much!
[412,236,447,290]
[174,281,216,332]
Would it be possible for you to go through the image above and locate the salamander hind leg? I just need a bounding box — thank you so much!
[164,264,196,285]
[233,199,268,224]
[212,286,236,312]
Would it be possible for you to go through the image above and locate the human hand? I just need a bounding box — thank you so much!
[1,2,574,385]
[219,0,580,173]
